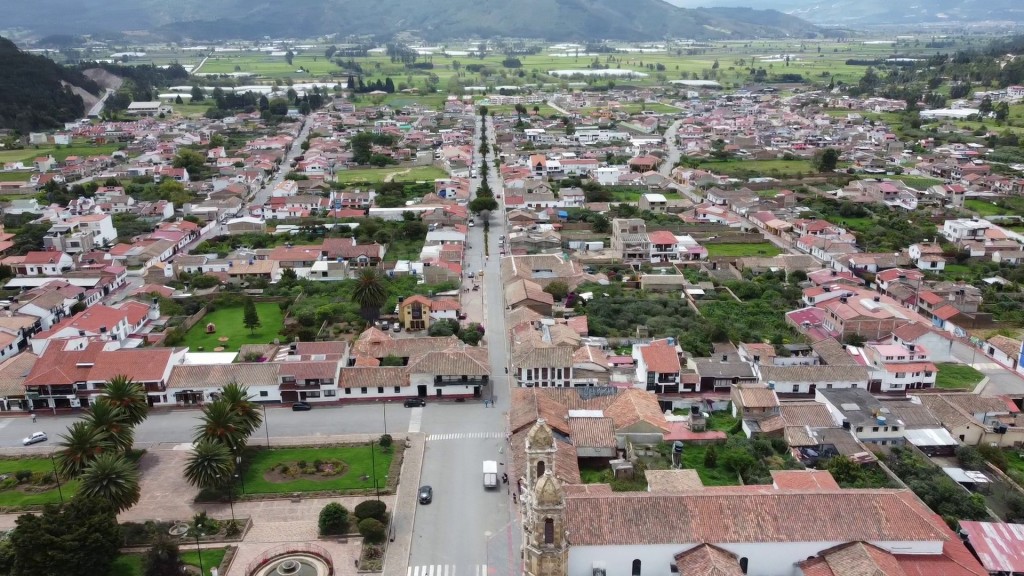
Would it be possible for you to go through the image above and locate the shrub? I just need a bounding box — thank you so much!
[956,445,987,471]
[14,470,32,484]
[703,445,718,468]
[978,444,1008,471]
[297,460,308,469]
[279,464,289,474]
[318,502,350,535]
[224,520,241,538]
[379,434,393,449]
[358,518,387,543]
[313,459,323,470]
[354,500,388,522]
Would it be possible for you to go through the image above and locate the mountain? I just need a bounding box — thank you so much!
[0,37,100,132]
[3,0,818,41]
[667,0,1024,26]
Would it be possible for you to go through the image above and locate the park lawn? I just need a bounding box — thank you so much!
[697,158,815,177]
[108,555,142,576]
[181,548,227,576]
[936,362,985,390]
[705,243,782,258]
[335,165,447,184]
[965,199,1013,216]
[0,457,80,507]
[180,303,284,351]
[242,445,393,494]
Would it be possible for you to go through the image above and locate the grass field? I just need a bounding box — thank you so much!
[705,243,782,258]
[180,303,284,351]
[889,174,943,190]
[335,165,447,184]
[679,444,740,486]
[697,158,815,177]
[0,172,32,182]
[242,445,393,494]
[109,548,227,576]
[936,362,985,390]
[965,199,1013,216]
[0,143,124,164]
[0,457,80,507]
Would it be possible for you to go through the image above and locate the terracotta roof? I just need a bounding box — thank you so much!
[604,388,669,433]
[509,428,580,485]
[734,384,779,409]
[406,345,490,376]
[799,542,907,576]
[674,544,743,576]
[646,469,704,492]
[563,490,949,546]
[338,367,408,389]
[892,322,942,342]
[812,338,861,366]
[760,364,869,384]
[567,417,616,449]
[351,331,461,360]
[277,360,339,381]
[640,342,681,373]
[987,335,1022,358]
[25,342,176,387]
[771,470,840,491]
[779,402,836,428]
[932,305,961,320]
[510,388,571,435]
[0,353,37,397]
[168,363,278,389]
[504,278,554,307]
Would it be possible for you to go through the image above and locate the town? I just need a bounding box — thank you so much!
[1,29,1024,576]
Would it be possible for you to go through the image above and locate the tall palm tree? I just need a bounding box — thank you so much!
[351,268,388,326]
[78,452,141,513]
[220,382,262,438]
[55,421,111,478]
[101,375,149,427]
[85,400,134,453]
[183,439,234,490]
[194,400,245,452]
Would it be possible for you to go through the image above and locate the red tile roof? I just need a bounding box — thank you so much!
[640,342,681,374]
[24,342,176,387]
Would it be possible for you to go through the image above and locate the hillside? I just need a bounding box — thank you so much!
[0,37,100,132]
[669,0,1024,26]
[6,0,817,41]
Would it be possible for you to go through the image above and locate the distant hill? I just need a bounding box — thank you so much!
[0,37,100,132]
[4,0,818,41]
[668,0,1024,26]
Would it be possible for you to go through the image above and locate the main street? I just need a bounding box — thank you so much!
[406,113,518,576]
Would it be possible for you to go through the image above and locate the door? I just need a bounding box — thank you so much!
[417,385,427,398]
[473,386,481,398]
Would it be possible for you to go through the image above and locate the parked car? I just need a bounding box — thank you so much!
[418,485,433,504]
[404,397,426,408]
[22,432,47,446]
[392,322,401,332]
[291,402,312,411]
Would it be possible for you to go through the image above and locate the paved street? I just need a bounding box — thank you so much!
[406,114,518,576]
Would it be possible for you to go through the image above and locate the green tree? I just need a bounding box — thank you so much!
[144,537,182,576]
[172,148,206,177]
[469,196,498,217]
[219,382,263,438]
[78,452,141,513]
[190,86,205,102]
[55,421,111,478]
[351,268,389,326]
[355,499,388,522]
[101,375,149,427]
[285,50,295,66]
[543,280,569,301]
[318,503,350,535]
[183,438,234,490]
[242,298,261,335]
[358,518,386,543]
[10,499,121,576]
[194,400,246,452]
[85,400,134,453]
[813,147,840,173]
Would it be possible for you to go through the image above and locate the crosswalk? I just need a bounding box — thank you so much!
[408,565,488,576]
[426,432,504,442]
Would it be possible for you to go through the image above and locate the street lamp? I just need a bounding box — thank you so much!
[193,524,205,576]
[49,454,63,505]
[382,400,387,436]
[261,404,270,447]
[370,440,380,501]
[235,455,245,495]
[219,476,236,524]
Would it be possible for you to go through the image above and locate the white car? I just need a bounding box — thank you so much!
[22,431,47,446]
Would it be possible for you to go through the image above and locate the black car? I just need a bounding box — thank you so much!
[418,485,433,504]
[404,397,426,408]
[291,402,312,411]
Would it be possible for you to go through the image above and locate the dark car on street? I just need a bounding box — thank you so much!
[404,397,426,408]
[418,485,433,504]
[291,402,312,411]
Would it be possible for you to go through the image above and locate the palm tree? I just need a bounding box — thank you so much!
[101,375,149,427]
[194,400,245,452]
[55,421,111,478]
[85,400,135,453]
[183,439,234,490]
[351,268,388,326]
[220,382,262,438]
[78,452,141,513]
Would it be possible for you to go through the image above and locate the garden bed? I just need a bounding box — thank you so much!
[239,443,401,496]
[0,456,80,510]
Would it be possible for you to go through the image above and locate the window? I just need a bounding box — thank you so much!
[360,387,368,394]
[544,518,554,544]
[259,391,269,397]
[855,426,864,432]
[377,387,384,394]
[896,372,906,378]
[323,390,336,397]
[631,560,641,576]
[872,426,879,432]
[345,388,352,395]
[739,558,748,574]
[394,386,401,393]
[792,385,800,393]
[537,460,545,477]
[891,426,899,432]
[305,391,320,398]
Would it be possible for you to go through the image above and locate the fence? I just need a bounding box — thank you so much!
[244,542,335,576]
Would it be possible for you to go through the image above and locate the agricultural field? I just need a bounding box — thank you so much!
[0,143,125,164]
[705,243,782,257]
[695,158,815,177]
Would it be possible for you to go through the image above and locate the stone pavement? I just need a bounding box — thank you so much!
[0,433,417,576]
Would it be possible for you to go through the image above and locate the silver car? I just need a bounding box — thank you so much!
[22,431,47,446]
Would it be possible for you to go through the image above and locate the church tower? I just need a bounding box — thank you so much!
[523,419,568,576]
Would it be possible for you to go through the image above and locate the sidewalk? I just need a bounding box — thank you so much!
[382,433,425,576]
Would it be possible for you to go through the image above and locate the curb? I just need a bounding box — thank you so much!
[381,433,426,576]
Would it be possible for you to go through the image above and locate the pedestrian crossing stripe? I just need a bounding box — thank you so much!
[407,565,488,576]
[426,432,504,441]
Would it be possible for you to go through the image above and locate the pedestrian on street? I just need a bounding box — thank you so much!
[512,492,517,503]
[30,413,35,424]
